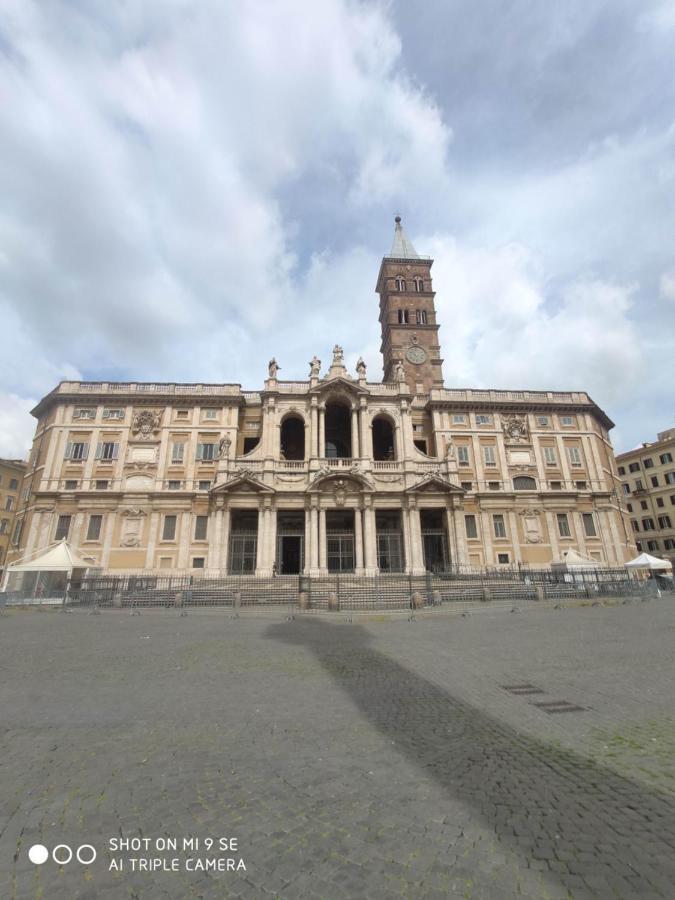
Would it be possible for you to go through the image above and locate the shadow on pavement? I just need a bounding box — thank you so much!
[267,617,675,898]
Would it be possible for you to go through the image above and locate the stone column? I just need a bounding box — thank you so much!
[310,400,319,459]
[221,504,231,573]
[354,506,364,574]
[445,503,457,569]
[101,511,116,568]
[359,401,370,461]
[319,507,327,573]
[310,503,320,574]
[255,504,267,574]
[304,506,312,574]
[351,405,360,459]
[144,511,159,568]
[266,501,277,574]
[402,506,413,573]
[408,501,426,574]
[452,504,471,567]
[208,507,223,570]
[318,405,326,459]
[363,499,378,575]
[177,511,192,569]
[508,511,522,564]
[544,510,561,561]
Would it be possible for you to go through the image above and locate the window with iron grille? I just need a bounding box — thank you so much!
[55,515,71,540]
[86,515,102,541]
[228,534,257,573]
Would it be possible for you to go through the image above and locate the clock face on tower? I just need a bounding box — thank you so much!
[405,345,428,365]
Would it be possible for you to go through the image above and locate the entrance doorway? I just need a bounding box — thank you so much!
[376,510,404,572]
[420,509,449,572]
[326,509,355,572]
[276,511,305,574]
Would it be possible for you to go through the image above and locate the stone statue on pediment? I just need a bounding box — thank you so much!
[309,356,321,377]
[268,358,280,378]
[356,357,367,377]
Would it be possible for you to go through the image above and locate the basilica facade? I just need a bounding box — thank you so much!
[8,220,634,575]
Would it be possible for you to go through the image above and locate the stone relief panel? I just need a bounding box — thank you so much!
[120,507,147,547]
[502,414,529,444]
[518,507,543,544]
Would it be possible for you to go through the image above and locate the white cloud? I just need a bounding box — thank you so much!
[0,392,37,459]
[660,270,675,302]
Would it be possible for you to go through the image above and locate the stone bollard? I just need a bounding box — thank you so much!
[482,586,491,603]
[432,590,441,607]
[535,585,545,603]
[174,591,183,609]
[112,593,122,609]
[298,591,310,610]
[328,591,340,611]
[233,590,242,612]
[411,590,424,609]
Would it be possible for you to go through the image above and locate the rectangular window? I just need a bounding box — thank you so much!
[9,478,18,490]
[497,553,510,565]
[176,410,189,420]
[671,494,675,505]
[196,442,217,461]
[95,441,119,461]
[651,475,659,487]
[660,452,673,464]
[537,416,549,426]
[657,497,665,508]
[642,518,655,531]
[465,515,478,539]
[550,481,562,490]
[5,497,14,511]
[162,515,177,541]
[457,446,470,466]
[95,480,109,490]
[86,515,103,541]
[560,415,574,426]
[483,445,496,466]
[198,480,211,491]
[12,519,23,545]
[22,486,30,501]
[665,472,675,485]
[575,481,587,490]
[102,408,124,420]
[416,309,427,325]
[643,458,654,469]
[194,515,208,541]
[488,481,500,490]
[582,513,597,537]
[557,513,571,538]
[192,557,205,569]
[543,446,557,466]
[452,414,466,424]
[618,466,625,475]
[640,500,648,510]
[167,480,181,490]
[476,414,492,425]
[658,515,672,529]
[64,479,78,490]
[65,441,88,461]
[631,520,639,533]
[628,462,640,473]
[622,483,630,494]
[203,408,218,419]
[635,479,644,491]
[171,442,185,464]
[492,514,506,539]
[647,540,659,552]
[626,503,633,512]
[568,447,582,467]
[664,539,675,551]
[73,408,95,419]
[397,309,410,324]
[0,519,8,534]
[460,481,473,491]
[55,515,71,540]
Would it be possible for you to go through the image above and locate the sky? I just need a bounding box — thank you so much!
[1,0,674,457]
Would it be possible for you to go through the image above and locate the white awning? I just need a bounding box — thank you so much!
[625,552,673,571]
[5,539,99,573]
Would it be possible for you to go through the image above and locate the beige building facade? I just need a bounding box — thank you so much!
[8,221,634,575]
[617,428,675,568]
[0,458,27,579]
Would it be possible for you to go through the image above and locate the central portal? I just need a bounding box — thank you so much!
[326,509,355,572]
[276,512,305,574]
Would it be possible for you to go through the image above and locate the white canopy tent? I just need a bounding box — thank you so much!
[1,539,100,598]
[551,548,600,571]
[625,552,673,572]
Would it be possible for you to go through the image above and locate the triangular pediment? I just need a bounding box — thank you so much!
[310,376,368,397]
[405,473,465,494]
[211,471,275,494]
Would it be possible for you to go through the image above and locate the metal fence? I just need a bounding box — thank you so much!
[1,566,669,614]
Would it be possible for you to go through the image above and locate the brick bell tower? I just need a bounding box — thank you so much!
[376,216,444,393]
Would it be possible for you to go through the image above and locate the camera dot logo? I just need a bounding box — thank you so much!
[27,843,97,866]
[28,845,49,865]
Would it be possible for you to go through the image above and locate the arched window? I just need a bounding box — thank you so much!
[372,416,396,461]
[325,402,352,458]
[413,276,423,292]
[513,476,537,491]
[395,275,406,291]
[397,309,410,324]
[280,416,305,460]
[416,309,427,325]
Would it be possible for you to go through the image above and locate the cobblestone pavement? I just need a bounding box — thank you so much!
[1,600,675,899]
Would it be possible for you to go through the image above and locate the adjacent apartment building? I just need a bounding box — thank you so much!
[0,458,27,580]
[7,220,634,575]
[617,428,675,567]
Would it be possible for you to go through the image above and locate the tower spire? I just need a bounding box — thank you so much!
[388,215,419,260]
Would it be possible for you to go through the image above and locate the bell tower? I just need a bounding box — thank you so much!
[376,217,444,394]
